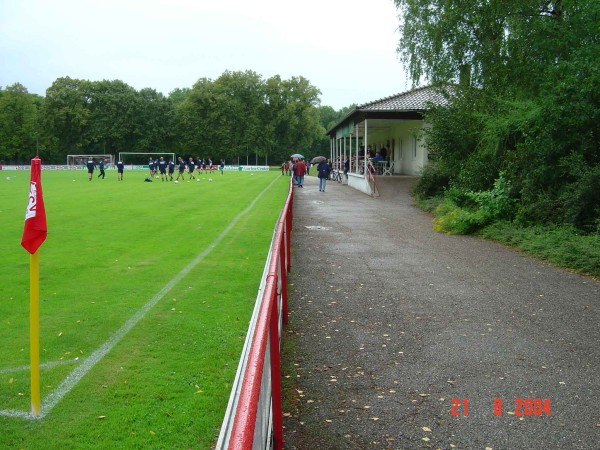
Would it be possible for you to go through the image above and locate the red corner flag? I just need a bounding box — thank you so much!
[21,157,47,254]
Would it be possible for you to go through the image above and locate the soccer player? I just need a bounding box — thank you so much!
[87,158,96,181]
[117,159,124,180]
[208,158,213,174]
[97,160,106,179]
[148,158,156,177]
[176,157,186,181]
[158,157,167,181]
[188,157,196,180]
[167,159,175,181]
[219,159,225,175]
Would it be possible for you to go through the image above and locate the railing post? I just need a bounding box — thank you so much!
[269,276,283,450]
[285,202,292,273]
[279,231,289,325]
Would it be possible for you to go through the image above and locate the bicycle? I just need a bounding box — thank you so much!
[330,169,343,183]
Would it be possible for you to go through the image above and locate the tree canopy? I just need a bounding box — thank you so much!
[397,0,600,231]
[0,71,336,166]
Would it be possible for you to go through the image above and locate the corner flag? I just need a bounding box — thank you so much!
[21,156,47,417]
[21,157,47,254]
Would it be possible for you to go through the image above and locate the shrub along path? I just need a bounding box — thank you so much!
[281,175,599,449]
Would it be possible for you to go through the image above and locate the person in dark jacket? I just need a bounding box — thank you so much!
[97,159,106,179]
[317,160,331,192]
[86,159,96,181]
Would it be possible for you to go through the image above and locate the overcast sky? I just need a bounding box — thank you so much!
[0,0,410,110]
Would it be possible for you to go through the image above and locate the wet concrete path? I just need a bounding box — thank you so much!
[281,175,599,449]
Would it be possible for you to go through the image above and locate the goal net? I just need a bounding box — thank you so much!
[67,154,115,166]
[118,152,176,166]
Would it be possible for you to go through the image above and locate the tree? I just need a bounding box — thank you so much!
[0,83,41,163]
[398,0,600,231]
[41,77,93,155]
[134,88,175,152]
[263,75,323,162]
[86,79,139,153]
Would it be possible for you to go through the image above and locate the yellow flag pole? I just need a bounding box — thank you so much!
[30,250,41,417]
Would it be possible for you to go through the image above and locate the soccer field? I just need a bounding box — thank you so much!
[0,168,289,448]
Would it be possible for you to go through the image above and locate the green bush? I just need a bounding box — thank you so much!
[433,173,515,234]
[433,198,486,234]
[413,160,453,198]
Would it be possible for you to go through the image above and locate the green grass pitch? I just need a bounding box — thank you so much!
[0,168,290,448]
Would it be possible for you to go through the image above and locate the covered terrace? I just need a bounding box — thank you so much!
[326,85,454,196]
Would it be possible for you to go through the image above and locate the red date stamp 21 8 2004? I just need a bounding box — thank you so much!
[451,397,551,417]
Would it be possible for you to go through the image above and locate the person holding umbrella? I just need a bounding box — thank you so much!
[317,159,331,192]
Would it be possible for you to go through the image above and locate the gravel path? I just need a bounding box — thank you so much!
[281,175,600,450]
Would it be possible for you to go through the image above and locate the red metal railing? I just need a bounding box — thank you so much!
[217,177,293,450]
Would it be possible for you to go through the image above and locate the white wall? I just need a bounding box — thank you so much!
[366,120,428,176]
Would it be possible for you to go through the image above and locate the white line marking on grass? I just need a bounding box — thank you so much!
[0,358,82,375]
[0,175,281,420]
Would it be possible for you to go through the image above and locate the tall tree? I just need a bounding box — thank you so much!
[41,77,92,155]
[134,87,175,152]
[399,0,600,230]
[0,83,40,163]
[263,75,323,162]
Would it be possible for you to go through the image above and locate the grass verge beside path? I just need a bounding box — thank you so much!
[478,222,600,278]
[414,196,600,278]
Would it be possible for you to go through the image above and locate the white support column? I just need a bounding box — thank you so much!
[330,137,333,162]
[355,124,359,174]
[364,119,368,176]
[347,133,351,180]
[343,135,346,175]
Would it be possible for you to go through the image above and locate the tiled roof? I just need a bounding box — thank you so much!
[357,85,454,111]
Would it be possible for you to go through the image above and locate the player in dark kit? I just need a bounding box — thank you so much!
[117,160,124,180]
[148,158,156,177]
[97,160,106,179]
[158,157,167,181]
[167,159,175,181]
[188,157,196,180]
[176,157,186,181]
[87,159,96,181]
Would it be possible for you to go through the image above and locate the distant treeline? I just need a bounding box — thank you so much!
[0,70,351,167]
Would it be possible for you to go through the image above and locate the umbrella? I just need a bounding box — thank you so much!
[290,153,304,159]
[310,156,327,164]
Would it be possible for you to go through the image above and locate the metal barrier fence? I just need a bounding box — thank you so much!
[216,177,293,450]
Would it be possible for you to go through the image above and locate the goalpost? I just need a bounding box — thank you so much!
[118,152,176,166]
[66,154,115,166]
